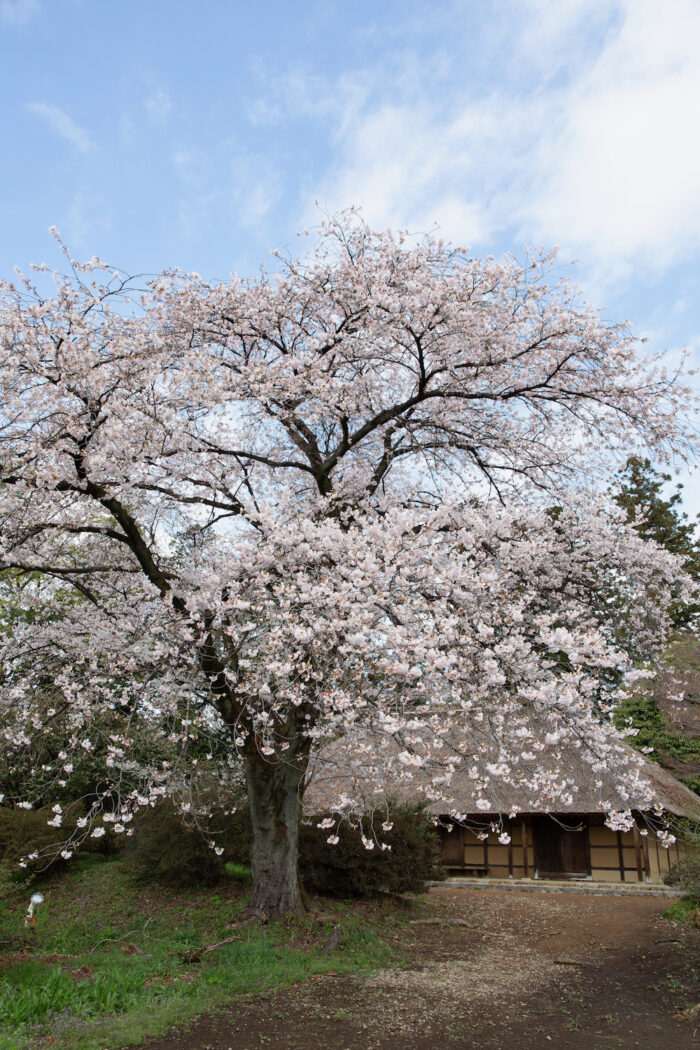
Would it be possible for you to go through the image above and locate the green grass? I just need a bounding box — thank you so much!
[223,860,252,883]
[0,855,399,1050]
[665,895,700,926]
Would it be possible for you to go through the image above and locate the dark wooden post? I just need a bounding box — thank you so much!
[641,830,650,881]
[521,818,529,878]
[632,823,644,882]
[616,830,626,882]
[508,822,514,878]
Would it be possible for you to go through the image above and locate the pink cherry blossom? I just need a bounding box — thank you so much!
[0,213,696,913]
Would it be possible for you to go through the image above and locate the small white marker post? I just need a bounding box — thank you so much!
[24,892,44,927]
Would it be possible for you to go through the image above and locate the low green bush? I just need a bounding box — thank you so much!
[665,896,700,926]
[299,805,442,898]
[666,849,700,901]
[0,805,121,880]
[123,801,251,888]
[0,807,75,878]
[122,798,440,897]
[664,838,700,926]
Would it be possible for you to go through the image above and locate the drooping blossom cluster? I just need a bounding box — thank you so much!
[0,213,696,862]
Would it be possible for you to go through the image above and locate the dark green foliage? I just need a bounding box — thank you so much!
[299,805,442,898]
[666,836,700,926]
[0,807,72,878]
[665,845,700,921]
[613,694,700,793]
[611,458,700,789]
[614,457,700,557]
[123,800,252,888]
[124,800,440,898]
[613,456,700,628]
[0,806,118,879]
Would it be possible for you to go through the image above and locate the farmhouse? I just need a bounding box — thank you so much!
[305,730,700,886]
[431,756,698,884]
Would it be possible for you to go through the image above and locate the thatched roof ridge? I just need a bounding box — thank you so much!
[304,727,700,820]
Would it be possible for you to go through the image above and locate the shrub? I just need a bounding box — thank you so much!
[666,866,700,926]
[299,805,442,898]
[0,806,78,878]
[122,799,441,897]
[123,800,252,888]
[666,849,700,900]
[0,802,125,876]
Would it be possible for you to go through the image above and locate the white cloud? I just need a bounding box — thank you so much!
[246,67,344,126]
[282,0,700,285]
[310,100,494,245]
[507,0,614,75]
[522,0,700,277]
[61,191,113,254]
[0,0,39,23]
[172,142,281,237]
[145,88,172,123]
[26,102,95,154]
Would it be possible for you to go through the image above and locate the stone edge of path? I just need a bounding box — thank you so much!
[430,877,682,897]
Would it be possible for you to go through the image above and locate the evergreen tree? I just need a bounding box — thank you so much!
[612,459,700,793]
[614,457,700,628]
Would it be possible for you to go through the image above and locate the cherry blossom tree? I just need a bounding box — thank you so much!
[0,214,696,915]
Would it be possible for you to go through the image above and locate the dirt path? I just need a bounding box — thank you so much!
[138,887,700,1050]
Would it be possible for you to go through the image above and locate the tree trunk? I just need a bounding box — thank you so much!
[243,748,308,918]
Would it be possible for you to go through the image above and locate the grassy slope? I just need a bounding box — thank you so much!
[0,856,400,1050]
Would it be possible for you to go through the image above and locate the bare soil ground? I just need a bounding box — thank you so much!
[136,887,700,1050]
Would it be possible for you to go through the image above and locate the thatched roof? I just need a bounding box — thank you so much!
[304,727,700,820]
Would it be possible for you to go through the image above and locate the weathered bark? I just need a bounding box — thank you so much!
[244,746,308,918]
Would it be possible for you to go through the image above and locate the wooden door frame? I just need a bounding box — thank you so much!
[440,822,465,867]
[533,815,592,879]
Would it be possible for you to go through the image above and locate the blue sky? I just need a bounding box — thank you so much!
[2,0,699,509]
